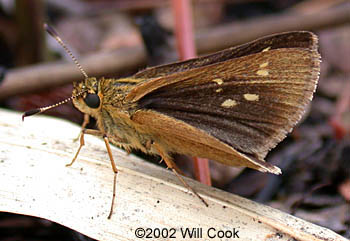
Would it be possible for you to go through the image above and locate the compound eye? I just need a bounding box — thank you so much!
[84,93,100,108]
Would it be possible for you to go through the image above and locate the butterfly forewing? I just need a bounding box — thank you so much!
[133,32,320,162]
[134,31,317,79]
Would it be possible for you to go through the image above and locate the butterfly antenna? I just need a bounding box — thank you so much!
[22,90,86,121]
[22,24,89,121]
[44,23,88,79]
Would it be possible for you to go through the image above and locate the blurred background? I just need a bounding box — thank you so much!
[0,0,349,240]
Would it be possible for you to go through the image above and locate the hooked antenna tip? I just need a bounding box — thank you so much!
[22,109,41,121]
[44,23,59,39]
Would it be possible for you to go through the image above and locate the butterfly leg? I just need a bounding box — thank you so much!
[68,129,118,219]
[67,129,103,167]
[73,114,90,142]
[102,134,118,219]
[143,140,184,175]
[161,157,186,176]
[152,142,209,207]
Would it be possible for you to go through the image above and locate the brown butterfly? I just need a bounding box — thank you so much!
[24,26,320,218]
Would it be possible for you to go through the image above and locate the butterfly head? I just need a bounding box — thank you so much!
[72,77,102,117]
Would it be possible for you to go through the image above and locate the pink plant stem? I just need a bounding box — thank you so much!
[171,0,212,186]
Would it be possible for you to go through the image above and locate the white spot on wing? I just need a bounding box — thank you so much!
[221,99,237,108]
[259,62,269,68]
[244,94,259,101]
[212,78,224,85]
[262,47,271,52]
[256,69,269,76]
